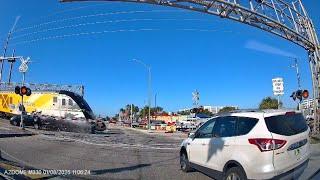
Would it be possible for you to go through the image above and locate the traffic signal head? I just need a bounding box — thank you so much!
[26,88,32,96]
[20,86,28,95]
[190,108,201,114]
[302,90,309,99]
[15,86,20,94]
[19,86,32,96]
[296,90,303,101]
[290,92,297,101]
[291,89,309,102]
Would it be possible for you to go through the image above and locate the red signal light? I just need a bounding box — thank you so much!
[20,86,27,95]
[302,90,309,99]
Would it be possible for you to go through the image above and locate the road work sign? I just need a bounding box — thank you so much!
[272,78,284,95]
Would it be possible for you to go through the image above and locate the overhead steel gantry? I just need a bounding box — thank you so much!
[60,0,320,134]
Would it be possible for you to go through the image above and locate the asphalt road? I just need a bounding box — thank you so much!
[0,120,211,180]
[0,119,320,180]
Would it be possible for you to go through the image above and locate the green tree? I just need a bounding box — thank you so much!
[139,106,166,118]
[125,104,140,113]
[218,106,237,114]
[201,109,213,116]
[178,110,190,115]
[259,97,282,110]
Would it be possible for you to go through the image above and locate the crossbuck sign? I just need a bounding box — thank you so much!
[272,78,284,96]
[19,57,30,73]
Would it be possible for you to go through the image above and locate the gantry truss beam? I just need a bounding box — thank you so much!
[61,0,320,134]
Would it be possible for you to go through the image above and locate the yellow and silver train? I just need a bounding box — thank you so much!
[0,83,95,120]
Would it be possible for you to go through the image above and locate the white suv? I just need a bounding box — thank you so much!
[180,110,310,180]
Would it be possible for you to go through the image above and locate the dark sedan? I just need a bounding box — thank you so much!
[10,115,41,129]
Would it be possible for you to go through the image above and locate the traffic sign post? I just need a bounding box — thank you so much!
[272,78,284,109]
[18,57,31,130]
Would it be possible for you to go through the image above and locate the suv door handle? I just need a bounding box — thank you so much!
[201,143,206,146]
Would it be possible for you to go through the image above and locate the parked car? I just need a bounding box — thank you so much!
[10,115,42,129]
[180,109,310,180]
[131,122,140,128]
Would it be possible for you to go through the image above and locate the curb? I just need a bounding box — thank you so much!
[0,133,35,138]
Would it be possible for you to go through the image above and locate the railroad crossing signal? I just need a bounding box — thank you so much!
[190,106,204,114]
[18,57,30,73]
[15,86,31,96]
[290,90,309,102]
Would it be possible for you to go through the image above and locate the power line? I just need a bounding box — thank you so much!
[44,3,109,18]
[11,18,211,40]
[10,28,160,47]
[10,27,242,47]
[13,10,185,33]
[0,3,108,39]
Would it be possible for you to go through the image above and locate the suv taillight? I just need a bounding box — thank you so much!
[248,138,286,152]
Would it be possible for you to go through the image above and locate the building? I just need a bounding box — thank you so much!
[151,114,192,124]
[179,105,238,114]
[203,106,223,114]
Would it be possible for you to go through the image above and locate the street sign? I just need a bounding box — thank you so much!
[19,63,28,72]
[272,78,284,95]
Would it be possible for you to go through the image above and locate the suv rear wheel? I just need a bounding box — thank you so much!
[180,151,192,172]
[224,167,247,180]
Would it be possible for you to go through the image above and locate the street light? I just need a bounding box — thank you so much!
[130,59,152,130]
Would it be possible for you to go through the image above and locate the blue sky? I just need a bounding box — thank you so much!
[0,0,319,116]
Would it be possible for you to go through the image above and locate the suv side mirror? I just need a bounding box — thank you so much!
[188,132,196,139]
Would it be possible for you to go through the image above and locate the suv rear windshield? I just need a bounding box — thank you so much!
[265,113,308,136]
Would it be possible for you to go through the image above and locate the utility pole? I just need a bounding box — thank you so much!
[1,16,20,83]
[291,58,302,110]
[147,66,152,130]
[154,93,157,121]
[8,49,16,84]
[18,57,31,130]
[130,104,133,128]
[291,58,302,90]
